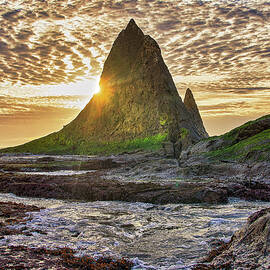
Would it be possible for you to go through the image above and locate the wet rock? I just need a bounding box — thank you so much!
[0,201,43,237]
[227,181,270,202]
[199,188,228,204]
[202,208,270,269]
[0,201,42,221]
[37,156,55,162]
[0,246,133,270]
[82,158,119,170]
[0,171,228,204]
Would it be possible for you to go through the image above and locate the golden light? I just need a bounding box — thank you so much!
[92,78,101,94]
[3,77,102,111]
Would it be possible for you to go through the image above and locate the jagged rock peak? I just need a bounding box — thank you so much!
[101,19,145,78]
[184,88,208,138]
[20,19,209,155]
[184,88,196,108]
[120,18,144,39]
[119,18,144,40]
[74,21,208,143]
[126,18,140,31]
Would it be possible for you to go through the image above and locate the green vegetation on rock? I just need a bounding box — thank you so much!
[1,133,167,155]
[179,128,189,139]
[204,115,270,161]
[206,129,270,161]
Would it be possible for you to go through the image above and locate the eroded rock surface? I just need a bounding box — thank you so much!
[197,208,270,269]
[1,152,270,204]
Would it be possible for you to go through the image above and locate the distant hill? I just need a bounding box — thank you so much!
[1,19,207,155]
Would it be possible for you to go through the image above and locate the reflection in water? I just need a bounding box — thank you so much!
[0,193,269,269]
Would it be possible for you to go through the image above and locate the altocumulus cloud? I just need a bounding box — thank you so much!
[0,0,269,140]
[0,0,269,87]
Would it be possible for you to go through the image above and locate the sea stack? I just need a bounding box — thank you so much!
[4,19,208,154]
[64,19,207,141]
[184,88,208,138]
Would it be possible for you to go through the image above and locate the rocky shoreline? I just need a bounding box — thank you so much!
[0,152,270,269]
[0,152,270,205]
[1,199,270,269]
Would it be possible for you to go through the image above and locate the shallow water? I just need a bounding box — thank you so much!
[0,154,94,162]
[0,193,269,269]
[17,170,96,176]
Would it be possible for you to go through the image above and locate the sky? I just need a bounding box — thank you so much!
[0,0,270,148]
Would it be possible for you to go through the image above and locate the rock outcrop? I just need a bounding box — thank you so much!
[184,88,208,138]
[2,19,207,155]
[179,114,270,163]
[64,19,206,143]
[200,208,270,269]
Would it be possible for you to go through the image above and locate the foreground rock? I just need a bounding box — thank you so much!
[194,208,270,269]
[0,172,227,204]
[0,246,133,270]
[176,160,270,201]
[0,201,42,238]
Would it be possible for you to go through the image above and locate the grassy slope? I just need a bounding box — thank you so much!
[2,115,270,159]
[1,133,167,155]
[205,115,270,161]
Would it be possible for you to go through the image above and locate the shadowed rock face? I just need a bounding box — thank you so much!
[64,19,207,143]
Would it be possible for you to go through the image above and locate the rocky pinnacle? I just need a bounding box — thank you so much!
[184,88,208,138]
[7,19,209,154]
[63,19,208,144]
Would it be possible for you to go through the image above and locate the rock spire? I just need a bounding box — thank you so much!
[5,19,208,154]
[184,88,208,138]
[64,19,207,144]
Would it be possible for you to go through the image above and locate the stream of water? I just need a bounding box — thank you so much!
[0,193,269,269]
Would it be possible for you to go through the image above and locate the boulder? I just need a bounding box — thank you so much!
[201,208,270,269]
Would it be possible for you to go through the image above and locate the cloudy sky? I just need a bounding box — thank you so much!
[0,0,270,147]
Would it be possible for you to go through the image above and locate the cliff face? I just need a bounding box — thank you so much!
[3,19,208,154]
[64,19,207,143]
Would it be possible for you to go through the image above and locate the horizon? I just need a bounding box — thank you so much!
[1,0,270,148]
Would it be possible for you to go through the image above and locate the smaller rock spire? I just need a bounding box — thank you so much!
[184,88,194,105]
[184,88,208,138]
